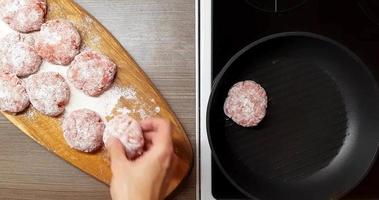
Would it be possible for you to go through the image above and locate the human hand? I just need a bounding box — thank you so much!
[106,118,175,200]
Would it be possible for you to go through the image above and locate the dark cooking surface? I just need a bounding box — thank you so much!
[211,0,379,199]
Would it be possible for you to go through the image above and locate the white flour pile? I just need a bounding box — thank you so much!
[0,19,160,120]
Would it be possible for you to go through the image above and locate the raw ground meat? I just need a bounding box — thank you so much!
[67,50,117,96]
[35,19,81,65]
[0,33,34,57]
[103,114,145,159]
[63,109,104,152]
[0,71,29,113]
[0,33,41,77]
[0,0,47,33]
[25,72,70,116]
[224,80,268,127]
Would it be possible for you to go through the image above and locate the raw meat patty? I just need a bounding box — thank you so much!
[67,50,117,96]
[0,33,41,77]
[35,19,81,65]
[0,71,29,113]
[25,72,70,116]
[224,80,268,127]
[63,109,104,152]
[0,0,47,33]
[0,33,34,57]
[103,114,145,159]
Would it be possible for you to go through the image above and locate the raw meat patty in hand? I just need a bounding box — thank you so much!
[0,33,41,77]
[67,50,117,96]
[103,114,145,159]
[0,71,29,113]
[25,72,70,116]
[63,109,104,152]
[35,19,81,65]
[224,80,268,127]
[0,0,47,33]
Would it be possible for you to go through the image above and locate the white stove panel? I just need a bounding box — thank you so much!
[198,0,215,199]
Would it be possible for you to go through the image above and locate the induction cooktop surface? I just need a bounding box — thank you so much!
[211,0,379,199]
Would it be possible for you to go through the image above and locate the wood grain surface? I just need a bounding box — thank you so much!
[0,0,195,199]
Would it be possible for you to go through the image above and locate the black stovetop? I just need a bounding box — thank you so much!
[211,0,379,199]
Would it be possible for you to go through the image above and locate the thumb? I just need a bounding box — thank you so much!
[106,137,130,172]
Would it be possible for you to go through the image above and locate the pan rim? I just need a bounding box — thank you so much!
[206,31,379,199]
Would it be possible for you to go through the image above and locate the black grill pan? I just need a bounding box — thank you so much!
[207,32,379,199]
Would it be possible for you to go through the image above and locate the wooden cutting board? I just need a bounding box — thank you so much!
[0,0,193,197]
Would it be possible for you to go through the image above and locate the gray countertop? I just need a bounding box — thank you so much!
[0,0,196,199]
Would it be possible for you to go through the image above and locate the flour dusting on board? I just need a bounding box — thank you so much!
[0,19,161,121]
[116,107,131,115]
[24,109,37,120]
[82,16,101,46]
[70,15,101,49]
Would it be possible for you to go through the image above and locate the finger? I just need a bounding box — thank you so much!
[140,118,154,131]
[140,118,170,134]
[159,153,177,199]
[141,118,170,139]
[140,118,174,159]
[106,137,130,171]
[143,139,153,151]
[144,130,172,154]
